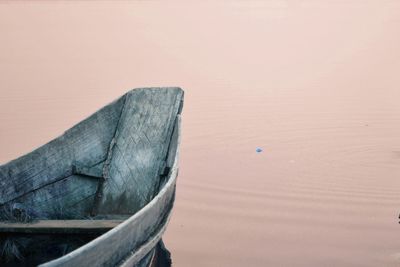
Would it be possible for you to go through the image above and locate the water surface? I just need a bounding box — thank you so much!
[1,1,400,266]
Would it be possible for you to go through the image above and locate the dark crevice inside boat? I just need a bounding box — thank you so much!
[0,233,100,267]
[0,88,183,266]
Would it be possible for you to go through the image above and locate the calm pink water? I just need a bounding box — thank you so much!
[1,1,400,266]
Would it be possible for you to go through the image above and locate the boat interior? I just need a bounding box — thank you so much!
[0,88,183,266]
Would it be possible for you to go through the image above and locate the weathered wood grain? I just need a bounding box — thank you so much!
[0,95,125,210]
[99,88,183,215]
[40,115,182,267]
[0,87,184,266]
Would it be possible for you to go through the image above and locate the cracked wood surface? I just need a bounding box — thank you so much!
[0,87,183,220]
[40,112,183,267]
[0,87,183,267]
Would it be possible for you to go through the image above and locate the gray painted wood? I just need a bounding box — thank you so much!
[41,115,182,267]
[99,88,183,215]
[0,95,126,217]
[0,87,183,266]
[0,87,183,218]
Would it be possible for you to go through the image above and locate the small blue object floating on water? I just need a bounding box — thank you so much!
[256,147,263,153]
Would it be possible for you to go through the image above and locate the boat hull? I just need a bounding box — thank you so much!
[0,88,183,266]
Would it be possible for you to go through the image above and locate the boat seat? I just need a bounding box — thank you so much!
[0,220,124,234]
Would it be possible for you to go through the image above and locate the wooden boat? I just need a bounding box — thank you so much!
[0,87,184,267]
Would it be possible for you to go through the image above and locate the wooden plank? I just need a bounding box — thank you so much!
[0,95,126,205]
[99,88,184,215]
[40,115,182,267]
[0,219,124,234]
